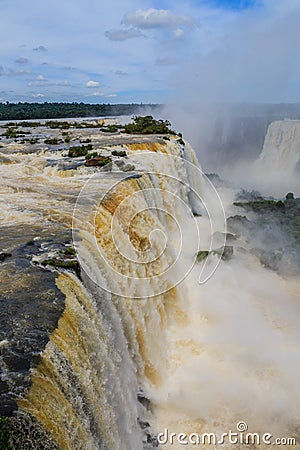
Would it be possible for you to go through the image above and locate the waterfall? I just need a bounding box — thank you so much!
[13,137,217,449]
[3,135,299,450]
[250,119,300,196]
[257,119,300,173]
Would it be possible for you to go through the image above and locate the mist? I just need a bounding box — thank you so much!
[158,0,300,197]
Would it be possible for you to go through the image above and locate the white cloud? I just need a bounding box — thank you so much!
[85,91,105,96]
[36,74,45,80]
[0,0,299,104]
[172,28,185,39]
[122,8,195,30]
[105,28,145,41]
[85,91,117,98]
[86,80,100,88]
[32,93,45,98]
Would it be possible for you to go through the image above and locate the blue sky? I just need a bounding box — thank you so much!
[0,0,299,104]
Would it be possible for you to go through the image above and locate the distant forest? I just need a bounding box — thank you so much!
[0,102,161,121]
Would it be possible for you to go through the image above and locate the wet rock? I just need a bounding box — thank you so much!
[138,418,150,430]
[145,433,159,447]
[0,396,18,416]
[0,381,9,395]
[138,391,151,411]
[196,246,233,262]
[196,250,210,262]
[124,174,142,181]
[0,226,68,419]
[57,158,85,171]
[2,354,31,373]
[0,252,12,262]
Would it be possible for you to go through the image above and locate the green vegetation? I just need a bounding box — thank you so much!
[0,416,12,450]
[68,144,93,157]
[85,155,112,168]
[286,192,294,200]
[85,151,100,160]
[41,258,80,277]
[44,137,62,145]
[2,128,21,139]
[29,138,39,144]
[234,198,286,212]
[63,246,76,257]
[45,121,72,129]
[0,102,161,121]
[196,246,233,262]
[61,132,71,143]
[18,121,42,127]
[111,149,127,157]
[196,250,210,262]
[100,125,120,133]
[233,193,300,250]
[124,115,175,135]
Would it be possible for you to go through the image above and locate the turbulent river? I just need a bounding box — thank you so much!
[0,126,300,449]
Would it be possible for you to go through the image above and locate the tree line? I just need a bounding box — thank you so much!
[0,102,161,121]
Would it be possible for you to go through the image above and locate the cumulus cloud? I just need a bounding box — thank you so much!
[32,93,45,98]
[15,57,29,64]
[122,8,195,30]
[86,80,100,88]
[105,28,145,41]
[36,74,46,80]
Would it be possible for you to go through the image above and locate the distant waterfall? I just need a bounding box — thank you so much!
[251,119,300,196]
[256,120,300,173]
